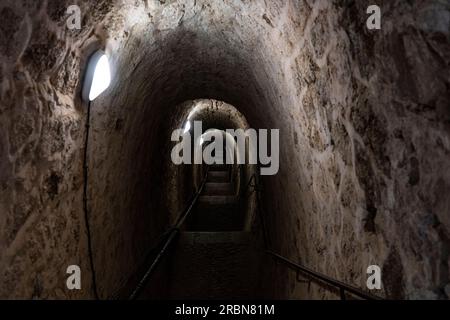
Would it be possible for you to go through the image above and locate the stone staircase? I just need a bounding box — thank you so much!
[188,164,241,231]
[168,164,261,299]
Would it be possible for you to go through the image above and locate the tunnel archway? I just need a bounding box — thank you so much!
[166,100,257,232]
[85,22,281,295]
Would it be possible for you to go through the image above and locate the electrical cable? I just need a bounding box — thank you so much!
[83,100,100,300]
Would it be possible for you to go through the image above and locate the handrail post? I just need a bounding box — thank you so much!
[340,288,346,300]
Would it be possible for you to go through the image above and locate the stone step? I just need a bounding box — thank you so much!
[203,182,235,196]
[168,232,260,299]
[179,231,251,244]
[189,197,240,231]
[207,171,230,183]
[209,164,230,171]
[198,195,237,205]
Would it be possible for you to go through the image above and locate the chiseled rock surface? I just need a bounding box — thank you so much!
[0,0,117,299]
[0,0,449,299]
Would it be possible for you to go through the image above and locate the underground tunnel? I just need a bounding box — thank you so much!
[0,0,450,302]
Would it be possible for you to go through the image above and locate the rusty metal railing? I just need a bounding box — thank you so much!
[239,169,383,300]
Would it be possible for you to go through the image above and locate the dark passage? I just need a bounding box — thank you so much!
[168,231,260,299]
[189,165,241,232]
[170,164,260,299]
[136,163,262,300]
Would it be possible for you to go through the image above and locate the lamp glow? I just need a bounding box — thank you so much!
[89,54,111,101]
[183,121,191,133]
[82,51,111,102]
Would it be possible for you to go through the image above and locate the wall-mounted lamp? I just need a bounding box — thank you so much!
[82,51,111,102]
[80,49,111,300]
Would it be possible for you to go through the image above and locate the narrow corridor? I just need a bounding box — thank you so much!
[0,0,449,302]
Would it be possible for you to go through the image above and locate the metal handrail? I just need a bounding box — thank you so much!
[128,167,209,300]
[239,169,383,300]
[126,164,383,300]
[267,251,382,300]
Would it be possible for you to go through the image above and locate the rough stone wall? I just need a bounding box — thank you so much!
[262,0,450,299]
[0,0,449,299]
[0,0,121,299]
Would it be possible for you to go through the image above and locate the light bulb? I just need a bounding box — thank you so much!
[89,54,111,101]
